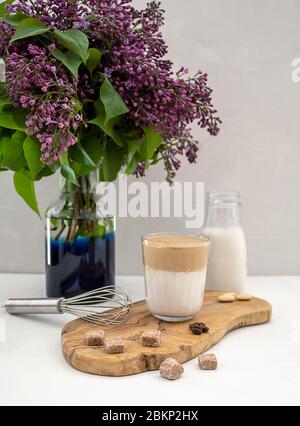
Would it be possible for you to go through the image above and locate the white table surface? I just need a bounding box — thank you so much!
[0,274,299,406]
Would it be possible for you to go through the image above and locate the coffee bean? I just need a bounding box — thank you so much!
[189,322,209,335]
[190,326,203,335]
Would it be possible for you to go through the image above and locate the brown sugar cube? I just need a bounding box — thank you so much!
[198,353,218,370]
[104,338,125,354]
[159,358,184,380]
[86,330,105,346]
[141,330,161,347]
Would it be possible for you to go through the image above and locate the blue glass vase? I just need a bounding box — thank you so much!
[45,171,115,298]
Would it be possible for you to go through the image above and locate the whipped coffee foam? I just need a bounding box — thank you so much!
[142,234,208,272]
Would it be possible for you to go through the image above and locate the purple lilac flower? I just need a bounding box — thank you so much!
[134,129,200,184]
[0,21,14,56]
[5,44,82,163]
[1,0,221,176]
[6,0,90,31]
[87,1,221,173]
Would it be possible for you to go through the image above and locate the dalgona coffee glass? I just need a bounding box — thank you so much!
[142,233,209,322]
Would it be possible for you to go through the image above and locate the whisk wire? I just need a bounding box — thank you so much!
[59,286,133,326]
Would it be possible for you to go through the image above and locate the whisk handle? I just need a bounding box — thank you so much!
[4,298,63,315]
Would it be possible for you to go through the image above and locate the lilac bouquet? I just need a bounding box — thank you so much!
[0,0,221,215]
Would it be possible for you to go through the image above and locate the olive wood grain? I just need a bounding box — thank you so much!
[62,292,272,377]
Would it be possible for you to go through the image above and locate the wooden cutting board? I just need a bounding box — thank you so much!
[62,292,272,377]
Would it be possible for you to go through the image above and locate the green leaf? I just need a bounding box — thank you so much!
[0,82,6,96]
[124,136,143,175]
[0,125,12,136]
[123,130,142,158]
[23,135,43,178]
[35,165,56,181]
[54,29,89,63]
[61,164,78,185]
[102,143,123,182]
[1,130,26,170]
[125,153,139,175]
[89,100,124,146]
[127,138,143,164]
[100,76,129,124]
[14,169,40,216]
[11,18,49,42]
[139,127,163,161]
[0,135,9,168]
[52,48,82,79]
[0,134,9,152]
[0,128,13,168]
[59,152,68,166]
[12,108,26,130]
[2,11,28,26]
[59,153,78,185]
[80,132,104,166]
[0,94,11,106]
[0,107,26,130]
[0,83,8,102]
[86,48,102,73]
[69,143,96,167]
[70,161,94,178]
[0,0,15,17]
[48,162,60,173]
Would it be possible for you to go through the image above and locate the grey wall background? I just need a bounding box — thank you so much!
[0,0,299,276]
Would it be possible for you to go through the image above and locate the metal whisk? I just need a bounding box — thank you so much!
[4,286,133,326]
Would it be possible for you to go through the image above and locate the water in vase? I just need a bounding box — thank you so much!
[46,217,115,298]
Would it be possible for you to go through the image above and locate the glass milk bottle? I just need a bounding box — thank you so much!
[202,192,247,293]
